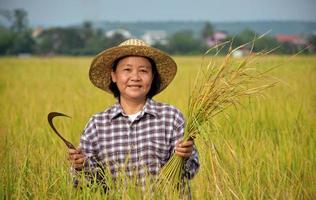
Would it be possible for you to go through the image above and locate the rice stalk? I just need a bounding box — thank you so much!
[156,40,278,194]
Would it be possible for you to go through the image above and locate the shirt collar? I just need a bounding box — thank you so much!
[109,101,123,120]
[143,98,159,118]
[109,98,159,120]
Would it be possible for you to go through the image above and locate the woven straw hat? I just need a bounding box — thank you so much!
[89,38,177,95]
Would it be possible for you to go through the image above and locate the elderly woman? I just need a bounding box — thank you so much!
[68,39,199,191]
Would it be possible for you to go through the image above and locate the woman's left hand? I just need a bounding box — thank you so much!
[175,140,194,158]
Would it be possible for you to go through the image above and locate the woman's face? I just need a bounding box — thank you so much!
[111,56,153,102]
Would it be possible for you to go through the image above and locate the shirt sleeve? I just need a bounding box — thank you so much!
[80,116,100,169]
[170,109,200,180]
[71,116,104,184]
[183,145,200,179]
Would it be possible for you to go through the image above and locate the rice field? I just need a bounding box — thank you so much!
[0,55,315,199]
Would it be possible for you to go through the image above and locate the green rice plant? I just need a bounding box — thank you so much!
[157,40,278,194]
[1,55,315,199]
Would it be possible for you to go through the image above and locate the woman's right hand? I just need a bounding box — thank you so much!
[68,147,86,170]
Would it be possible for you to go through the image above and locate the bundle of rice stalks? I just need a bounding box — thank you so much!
[156,40,278,194]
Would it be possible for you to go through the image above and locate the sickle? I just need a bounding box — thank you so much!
[47,112,75,149]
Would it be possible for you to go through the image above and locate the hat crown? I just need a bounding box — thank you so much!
[119,39,149,47]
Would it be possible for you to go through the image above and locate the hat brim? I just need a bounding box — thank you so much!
[89,45,177,95]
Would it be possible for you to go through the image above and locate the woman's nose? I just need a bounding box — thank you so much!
[130,71,141,80]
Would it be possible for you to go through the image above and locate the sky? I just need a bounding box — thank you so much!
[1,0,315,27]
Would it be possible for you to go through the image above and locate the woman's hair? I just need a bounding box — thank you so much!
[109,56,161,99]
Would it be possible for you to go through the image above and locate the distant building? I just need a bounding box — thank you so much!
[206,31,228,47]
[232,46,250,58]
[105,29,132,39]
[275,34,307,46]
[142,31,168,45]
[32,26,44,38]
[213,31,228,41]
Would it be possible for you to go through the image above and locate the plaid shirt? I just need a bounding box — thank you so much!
[79,98,199,185]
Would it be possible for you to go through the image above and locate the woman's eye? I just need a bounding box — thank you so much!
[140,69,148,73]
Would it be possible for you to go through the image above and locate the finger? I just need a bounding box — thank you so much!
[69,157,85,168]
[74,157,85,164]
[69,149,82,156]
[70,154,85,161]
[175,146,193,154]
[68,148,78,154]
[68,146,83,153]
[77,146,83,153]
[69,153,82,161]
[73,163,84,169]
[176,139,186,147]
[177,140,193,147]
[175,151,191,158]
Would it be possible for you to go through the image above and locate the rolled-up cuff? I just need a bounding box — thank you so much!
[183,147,200,179]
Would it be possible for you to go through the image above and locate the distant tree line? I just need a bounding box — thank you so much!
[1,9,316,56]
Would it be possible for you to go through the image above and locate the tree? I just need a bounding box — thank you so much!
[279,42,298,54]
[0,27,14,54]
[201,22,214,40]
[168,30,201,54]
[78,27,107,55]
[8,30,35,54]
[254,35,279,52]
[105,33,126,49]
[233,28,279,52]
[234,28,257,46]
[78,22,107,55]
[81,21,93,45]
[11,9,28,33]
[0,9,35,54]
[36,27,84,55]
[308,34,316,53]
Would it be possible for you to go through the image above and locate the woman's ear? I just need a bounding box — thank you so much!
[111,71,116,83]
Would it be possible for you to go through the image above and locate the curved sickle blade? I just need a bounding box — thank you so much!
[48,112,75,149]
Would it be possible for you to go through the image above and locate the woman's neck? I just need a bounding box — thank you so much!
[119,97,147,115]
